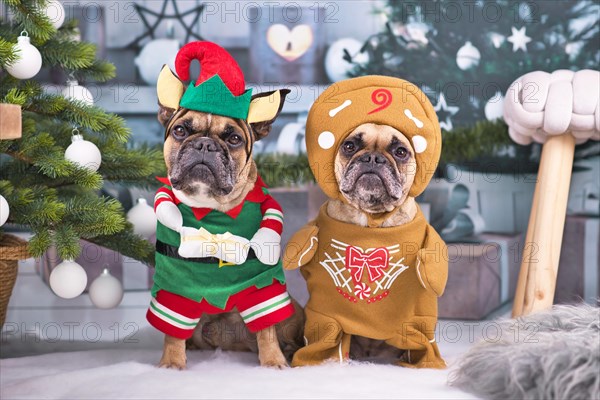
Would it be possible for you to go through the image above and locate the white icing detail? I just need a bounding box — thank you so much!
[429,338,436,343]
[331,238,361,252]
[404,109,424,128]
[338,341,343,364]
[329,100,352,117]
[298,236,318,267]
[412,135,428,154]
[318,131,336,149]
[320,245,409,295]
[416,258,427,289]
[381,258,409,291]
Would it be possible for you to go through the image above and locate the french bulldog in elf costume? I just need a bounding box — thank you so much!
[284,76,448,368]
[147,41,299,369]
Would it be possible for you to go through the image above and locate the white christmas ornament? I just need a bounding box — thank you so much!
[484,92,505,121]
[65,133,101,172]
[89,268,123,309]
[42,0,65,30]
[565,41,584,60]
[507,26,531,52]
[489,32,505,49]
[134,38,180,86]
[456,41,480,70]
[325,38,369,83]
[0,195,9,227]
[405,22,429,46]
[5,32,43,80]
[62,79,94,106]
[49,259,88,299]
[127,198,157,238]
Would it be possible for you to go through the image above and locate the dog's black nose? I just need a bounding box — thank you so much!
[193,138,218,153]
[358,152,387,165]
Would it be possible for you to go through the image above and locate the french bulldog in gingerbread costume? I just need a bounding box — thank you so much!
[284,76,448,368]
[147,41,301,369]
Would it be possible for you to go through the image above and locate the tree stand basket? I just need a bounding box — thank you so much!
[0,234,29,327]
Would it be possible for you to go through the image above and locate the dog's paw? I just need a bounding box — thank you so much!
[158,359,187,370]
[259,346,289,369]
[158,354,187,370]
[259,353,289,369]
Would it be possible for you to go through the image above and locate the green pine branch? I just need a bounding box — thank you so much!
[89,229,156,266]
[74,59,116,83]
[4,0,55,43]
[0,38,17,67]
[100,145,167,187]
[40,39,97,70]
[22,94,131,143]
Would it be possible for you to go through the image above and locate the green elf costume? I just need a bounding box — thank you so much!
[146,42,294,339]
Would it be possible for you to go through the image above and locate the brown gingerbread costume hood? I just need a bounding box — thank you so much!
[306,76,442,202]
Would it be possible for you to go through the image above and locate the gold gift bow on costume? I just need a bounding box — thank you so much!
[180,227,248,267]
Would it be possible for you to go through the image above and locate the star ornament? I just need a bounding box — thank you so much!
[507,26,532,52]
[433,93,459,131]
[126,0,205,48]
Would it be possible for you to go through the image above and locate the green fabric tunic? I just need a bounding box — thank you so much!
[152,191,285,309]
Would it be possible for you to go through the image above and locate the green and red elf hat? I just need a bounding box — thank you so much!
[171,41,253,120]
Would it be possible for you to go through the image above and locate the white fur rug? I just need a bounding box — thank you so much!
[1,327,477,400]
[450,303,600,400]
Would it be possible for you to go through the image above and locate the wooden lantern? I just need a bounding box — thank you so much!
[0,103,22,140]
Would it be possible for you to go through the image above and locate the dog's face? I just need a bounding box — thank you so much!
[160,109,254,207]
[334,123,417,214]
[156,66,288,208]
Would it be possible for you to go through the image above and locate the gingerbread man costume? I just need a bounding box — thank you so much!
[285,76,448,368]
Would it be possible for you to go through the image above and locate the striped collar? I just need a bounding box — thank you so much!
[155,175,268,220]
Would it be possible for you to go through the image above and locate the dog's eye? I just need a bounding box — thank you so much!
[394,146,409,160]
[343,141,356,153]
[227,134,243,146]
[172,125,188,140]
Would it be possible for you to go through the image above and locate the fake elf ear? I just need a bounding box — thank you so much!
[156,65,184,126]
[248,89,290,140]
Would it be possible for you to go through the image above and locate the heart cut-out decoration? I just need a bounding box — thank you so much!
[266,24,314,62]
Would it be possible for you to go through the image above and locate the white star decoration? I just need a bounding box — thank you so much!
[433,93,459,131]
[507,26,532,52]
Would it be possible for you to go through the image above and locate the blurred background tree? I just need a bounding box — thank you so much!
[351,0,600,128]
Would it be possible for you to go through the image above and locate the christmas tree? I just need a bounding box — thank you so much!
[351,0,599,129]
[0,0,164,264]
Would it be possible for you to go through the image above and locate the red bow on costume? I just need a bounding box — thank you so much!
[345,246,389,283]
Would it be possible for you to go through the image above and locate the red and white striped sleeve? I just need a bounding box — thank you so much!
[259,194,284,236]
[154,186,176,211]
